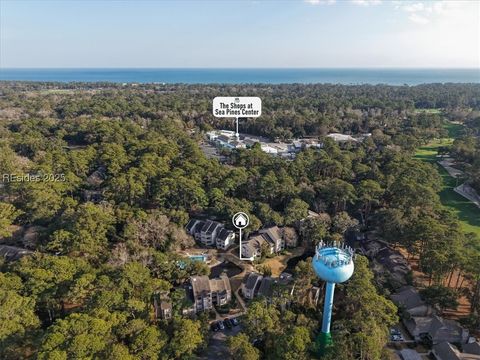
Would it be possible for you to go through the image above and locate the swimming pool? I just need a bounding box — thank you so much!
[188,255,207,262]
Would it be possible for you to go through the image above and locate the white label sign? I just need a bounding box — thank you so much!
[213,97,262,118]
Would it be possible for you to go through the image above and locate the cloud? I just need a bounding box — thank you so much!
[408,13,429,24]
[351,0,382,5]
[305,0,336,5]
[402,2,425,12]
[395,1,477,25]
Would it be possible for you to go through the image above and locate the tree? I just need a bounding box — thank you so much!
[0,273,40,357]
[48,202,116,259]
[168,317,204,359]
[271,326,312,360]
[124,210,194,252]
[420,285,459,314]
[227,333,260,360]
[325,256,398,360]
[299,215,330,249]
[121,319,168,359]
[356,180,383,226]
[0,202,22,238]
[284,198,309,226]
[331,211,359,235]
[243,299,280,342]
[37,313,114,360]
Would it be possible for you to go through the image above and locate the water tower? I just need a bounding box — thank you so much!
[312,240,355,354]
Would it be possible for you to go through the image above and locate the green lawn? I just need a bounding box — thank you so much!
[443,121,465,139]
[414,108,442,115]
[415,138,480,237]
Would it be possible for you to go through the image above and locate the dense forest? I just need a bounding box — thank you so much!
[0,82,479,359]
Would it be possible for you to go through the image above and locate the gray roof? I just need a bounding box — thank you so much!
[202,220,222,235]
[433,342,461,360]
[259,226,283,247]
[399,349,422,360]
[160,301,172,311]
[464,342,480,355]
[258,277,274,298]
[405,315,467,343]
[191,275,211,297]
[217,228,232,242]
[391,286,425,310]
[0,245,33,261]
[186,219,199,233]
[243,272,263,291]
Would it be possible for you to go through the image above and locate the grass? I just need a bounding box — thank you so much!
[415,133,480,237]
[443,121,465,139]
[414,108,442,115]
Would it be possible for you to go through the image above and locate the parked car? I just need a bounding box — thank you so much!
[231,317,239,326]
[218,321,225,330]
[224,318,233,329]
[391,334,404,342]
[211,322,219,332]
[390,328,401,336]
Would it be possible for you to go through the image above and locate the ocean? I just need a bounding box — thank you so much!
[0,68,479,85]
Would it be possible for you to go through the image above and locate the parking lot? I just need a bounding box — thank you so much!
[198,321,243,360]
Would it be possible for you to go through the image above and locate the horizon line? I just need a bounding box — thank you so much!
[1,67,479,70]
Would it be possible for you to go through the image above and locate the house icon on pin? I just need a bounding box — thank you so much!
[232,212,249,229]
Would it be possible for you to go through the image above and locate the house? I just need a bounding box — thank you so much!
[200,220,224,246]
[0,245,33,261]
[259,226,285,253]
[241,226,287,261]
[463,342,480,355]
[391,286,433,317]
[241,234,268,261]
[327,133,358,143]
[158,301,172,320]
[216,228,235,250]
[242,272,263,300]
[432,342,480,360]
[257,277,274,298]
[186,219,205,242]
[399,349,422,360]
[404,315,469,345]
[186,218,234,249]
[189,274,232,313]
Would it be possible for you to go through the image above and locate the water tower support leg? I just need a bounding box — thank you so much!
[322,282,335,334]
[318,282,335,355]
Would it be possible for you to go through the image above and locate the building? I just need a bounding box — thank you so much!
[216,228,235,250]
[186,219,235,250]
[0,245,33,261]
[241,234,266,261]
[241,272,263,300]
[404,315,469,345]
[432,342,480,360]
[200,220,223,246]
[156,300,172,320]
[327,133,358,143]
[189,274,232,313]
[463,342,480,356]
[241,226,286,261]
[391,286,433,317]
[257,277,274,298]
[259,226,285,253]
[398,349,422,360]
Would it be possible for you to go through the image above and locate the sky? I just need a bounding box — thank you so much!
[1,0,479,68]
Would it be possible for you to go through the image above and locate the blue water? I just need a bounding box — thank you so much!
[0,68,479,85]
[188,255,207,262]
